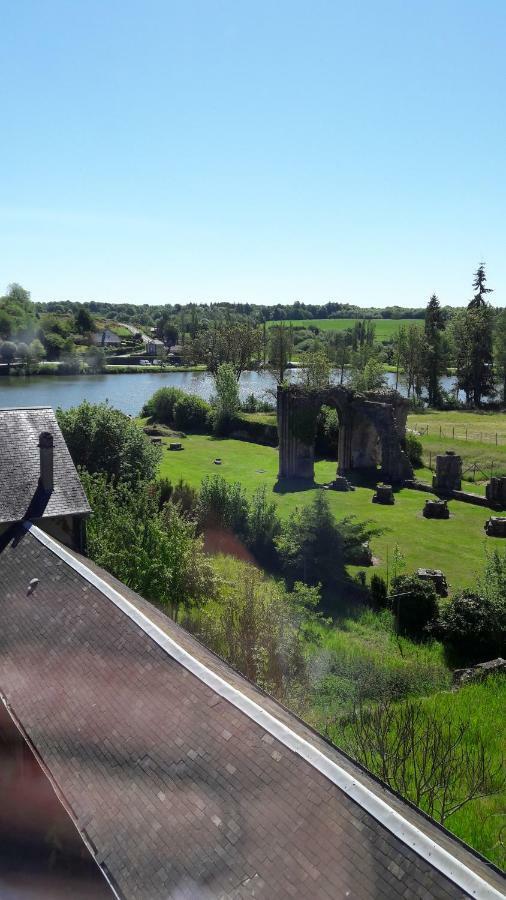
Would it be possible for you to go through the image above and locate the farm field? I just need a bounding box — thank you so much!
[268,317,418,340]
[158,433,493,590]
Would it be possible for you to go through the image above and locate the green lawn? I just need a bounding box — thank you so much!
[268,318,417,341]
[159,434,494,590]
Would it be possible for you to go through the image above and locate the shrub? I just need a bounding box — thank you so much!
[247,485,282,565]
[436,592,506,662]
[191,556,321,701]
[390,574,439,639]
[141,387,185,423]
[370,574,388,610]
[57,401,161,486]
[173,394,211,432]
[197,475,249,540]
[405,431,423,468]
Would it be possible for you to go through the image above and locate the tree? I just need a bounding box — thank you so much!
[452,308,495,406]
[0,284,35,339]
[0,341,17,369]
[268,323,294,383]
[494,309,506,402]
[189,322,262,378]
[349,357,387,392]
[81,473,216,621]
[300,348,331,390]
[468,262,493,309]
[85,346,106,373]
[339,696,504,826]
[328,332,351,385]
[213,362,240,433]
[424,294,446,407]
[28,338,46,361]
[276,491,379,595]
[74,307,94,334]
[57,401,161,486]
[398,324,426,399]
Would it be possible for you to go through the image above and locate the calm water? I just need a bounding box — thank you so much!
[0,370,461,415]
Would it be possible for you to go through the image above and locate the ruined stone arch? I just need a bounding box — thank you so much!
[277,385,413,484]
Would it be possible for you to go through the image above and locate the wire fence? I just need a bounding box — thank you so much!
[411,423,506,446]
[423,453,506,482]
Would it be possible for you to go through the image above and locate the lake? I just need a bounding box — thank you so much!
[0,370,461,415]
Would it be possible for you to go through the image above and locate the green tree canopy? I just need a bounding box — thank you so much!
[57,401,161,486]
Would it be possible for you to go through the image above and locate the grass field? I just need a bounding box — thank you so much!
[159,433,495,590]
[408,410,506,483]
[268,318,418,340]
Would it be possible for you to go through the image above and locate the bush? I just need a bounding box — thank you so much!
[390,574,439,639]
[247,486,282,565]
[213,362,240,435]
[436,592,506,662]
[57,401,161,486]
[405,431,423,468]
[142,387,185,423]
[370,574,388,610]
[173,394,211,432]
[197,475,249,540]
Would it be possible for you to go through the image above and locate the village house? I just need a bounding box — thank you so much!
[0,406,503,899]
[92,328,122,347]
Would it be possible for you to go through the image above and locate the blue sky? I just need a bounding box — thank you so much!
[1,1,504,307]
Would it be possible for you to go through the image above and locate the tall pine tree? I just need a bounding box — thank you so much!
[424,294,445,407]
[468,262,493,309]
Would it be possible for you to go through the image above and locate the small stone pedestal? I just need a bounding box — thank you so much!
[486,477,506,509]
[423,499,449,519]
[372,483,394,505]
[326,476,354,492]
[484,516,506,537]
[416,568,449,597]
[169,442,183,451]
[432,451,462,493]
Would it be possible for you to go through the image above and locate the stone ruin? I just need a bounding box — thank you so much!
[432,451,462,493]
[372,483,394,505]
[277,385,412,485]
[486,476,506,509]
[484,516,506,537]
[423,498,450,519]
[416,568,449,597]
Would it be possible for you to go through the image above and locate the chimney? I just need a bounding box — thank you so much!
[38,431,54,493]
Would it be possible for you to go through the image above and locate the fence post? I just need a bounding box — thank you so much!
[466,428,468,440]
[496,432,498,446]
[491,460,494,478]
[429,450,432,470]
[439,425,442,437]
[452,426,454,439]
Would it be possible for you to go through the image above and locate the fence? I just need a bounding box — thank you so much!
[424,452,506,482]
[411,423,506,446]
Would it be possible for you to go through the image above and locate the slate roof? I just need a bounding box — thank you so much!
[0,407,91,524]
[0,523,504,900]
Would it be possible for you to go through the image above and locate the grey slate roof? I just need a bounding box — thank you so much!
[0,407,91,524]
[0,523,504,900]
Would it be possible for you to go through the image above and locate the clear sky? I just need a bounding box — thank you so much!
[1,1,504,307]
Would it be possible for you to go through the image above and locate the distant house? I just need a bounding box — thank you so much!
[0,407,90,551]
[144,337,165,356]
[91,329,121,347]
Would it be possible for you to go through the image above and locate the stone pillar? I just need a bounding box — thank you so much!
[486,477,506,509]
[277,387,316,481]
[432,451,462,493]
